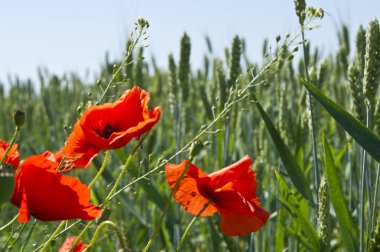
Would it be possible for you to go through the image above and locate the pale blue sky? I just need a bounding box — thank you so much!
[0,1,379,88]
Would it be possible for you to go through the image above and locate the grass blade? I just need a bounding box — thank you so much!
[322,134,357,252]
[300,77,380,163]
[275,170,319,251]
[253,94,315,206]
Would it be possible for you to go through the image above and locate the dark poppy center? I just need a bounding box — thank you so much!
[102,124,115,139]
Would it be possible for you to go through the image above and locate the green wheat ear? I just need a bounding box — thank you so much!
[318,176,331,252]
[227,36,242,89]
[216,62,227,111]
[168,53,178,117]
[355,25,367,73]
[179,33,191,102]
[369,213,380,252]
[348,63,365,123]
[363,19,380,113]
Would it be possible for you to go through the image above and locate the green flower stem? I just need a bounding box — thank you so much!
[40,221,66,252]
[0,126,20,168]
[40,149,112,251]
[143,155,195,252]
[88,150,110,189]
[301,29,320,199]
[372,163,380,233]
[176,200,212,252]
[97,24,146,105]
[70,133,149,251]
[84,220,126,251]
[20,220,37,252]
[0,213,18,232]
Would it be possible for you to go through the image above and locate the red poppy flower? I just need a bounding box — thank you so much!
[60,86,161,168]
[0,138,20,169]
[58,237,87,252]
[10,151,102,222]
[165,155,269,236]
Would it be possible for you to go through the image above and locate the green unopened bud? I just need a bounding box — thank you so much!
[13,110,25,128]
[294,0,306,26]
[189,140,204,158]
[0,164,15,206]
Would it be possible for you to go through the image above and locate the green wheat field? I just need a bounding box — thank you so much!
[1,2,380,251]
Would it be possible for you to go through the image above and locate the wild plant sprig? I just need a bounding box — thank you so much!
[96,18,149,105]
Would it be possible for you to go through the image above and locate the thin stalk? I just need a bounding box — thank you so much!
[1,224,23,252]
[176,201,211,252]
[371,163,380,233]
[70,133,149,251]
[33,221,81,252]
[360,105,370,252]
[0,214,18,232]
[97,25,146,105]
[301,30,320,198]
[8,223,27,250]
[40,149,111,251]
[40,221,65,252]
[20,220,37,252]
[0,127,20,167]
[88,150,110,189]
[84,221,126,251]
[143,156,195,252]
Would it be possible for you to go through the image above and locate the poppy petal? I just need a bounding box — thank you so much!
[11,153,102,222]
[211,190,269,236]
[0,139,20,169]
[209,155,257,200]
[60,86,161,169]
[165,161,217,216]
[219,208,270,236]
[59,237,88,252]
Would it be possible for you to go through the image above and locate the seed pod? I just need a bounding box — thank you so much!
[13,110,25,128]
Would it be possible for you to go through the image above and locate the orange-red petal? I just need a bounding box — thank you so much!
[10,152,102,222]
[209,155,258,201]
[60,86,161,168]
[0,138,20,170]
[58,237,88,252]
[212,190,269,236]
[165,161,217,216]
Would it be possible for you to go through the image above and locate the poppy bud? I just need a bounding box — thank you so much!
[13,110,25,128]
[189,140,204,158]
[0,164,15,206]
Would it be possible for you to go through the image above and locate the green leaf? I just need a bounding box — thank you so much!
[322,134,357,252]
[253,94,315,206]
[275,170,319,251]
[300,77,380,163]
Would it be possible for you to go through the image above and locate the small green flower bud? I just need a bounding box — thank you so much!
[189,140,204,158]
[13,110,25,128]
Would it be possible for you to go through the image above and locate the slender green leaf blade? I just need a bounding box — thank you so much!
[275,170,319,251]
[322,134,357,252]
[253,94,314,206]
[300,77,380,163]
